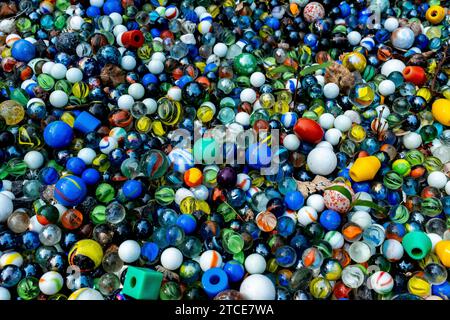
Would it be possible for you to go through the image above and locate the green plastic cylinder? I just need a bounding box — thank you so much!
[402,231,432,260]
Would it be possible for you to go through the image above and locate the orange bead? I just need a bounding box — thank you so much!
[402,66,427,86]
[184,167,203,187]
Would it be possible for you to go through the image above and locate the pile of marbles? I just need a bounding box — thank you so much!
[0,0,448,300]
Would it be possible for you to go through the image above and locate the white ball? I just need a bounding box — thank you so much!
[344,110,361,124]
[403,132,422,149]
[445,181,450,195]
[0,287,10,300]
[121,55,137,71]
[334,115,352,132]
[244,253,266,274]
[376,105,391,118]
[297,206,318,226]
[1,190,14,200]
[160,247,183,270]
[240,274,275,300]
[118,240,141,263]
[250,72,266,87]
[323,83,340,99]
[307,147,337,175]
[427,171,448,189]
[69,16,84,30]
[42,61,55,75]
[50,63,67,80]
[24,151,44,169]
[152,52,166,62]
[78,148,97,165]
[316,141,334,150]
[175,188,194,205]
[167,86,182,101]
[428,233,443,252]
[66,68,83,83]
[319,113,335,129]
[347,31,362,46]
[117,94,135,110]
[128,83,145,100]
[39,271,64,295]
[90,0,104,7]
[240,88,257,103]
[283,134,301,151]
[381,59,406,77]
[109,12,123,26]
[306,194,325,212]
[325,128,342,146]
[49,90,68,108]
[113,24,127,37]
[143,98,157,114]
[213,43,228,57]
[0,193,14,222]
[199,250,222,271]
[148,60,164,74]
[384,17,399,32]
[349,211,372,230]
[353,192,373,212]
[235,112,250,126]
[378,80,396,96]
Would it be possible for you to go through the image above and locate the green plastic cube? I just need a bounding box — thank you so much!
[123,266,163,300]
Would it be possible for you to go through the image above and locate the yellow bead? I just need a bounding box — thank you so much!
[432,98,450,126]
[426,5,446,24]
[349,156,381,182]
[435,240,450,268]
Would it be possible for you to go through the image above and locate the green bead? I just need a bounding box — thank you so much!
[402,231,432,260]
[17,277,40,300]
[233,53,258,75]
[122,266,163,300]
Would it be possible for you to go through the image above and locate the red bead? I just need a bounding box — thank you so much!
[293,118,324,144]
[121,30,144,49]
[402,66,427,86]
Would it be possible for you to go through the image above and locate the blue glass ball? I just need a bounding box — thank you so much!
[11,39,36,62]
[284,190,304,210]
[81,168,101,185]
[39,167,59,185]
[122,180,143,200]
[44,121,74,149]
[66,157,86,175]
[141,242,159,263]
[176,214,197,234]
[54,175,87,206]
[223,260,245,282]
[245,143,272,169]
[103,0,123,15]
[319,210,341,231]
